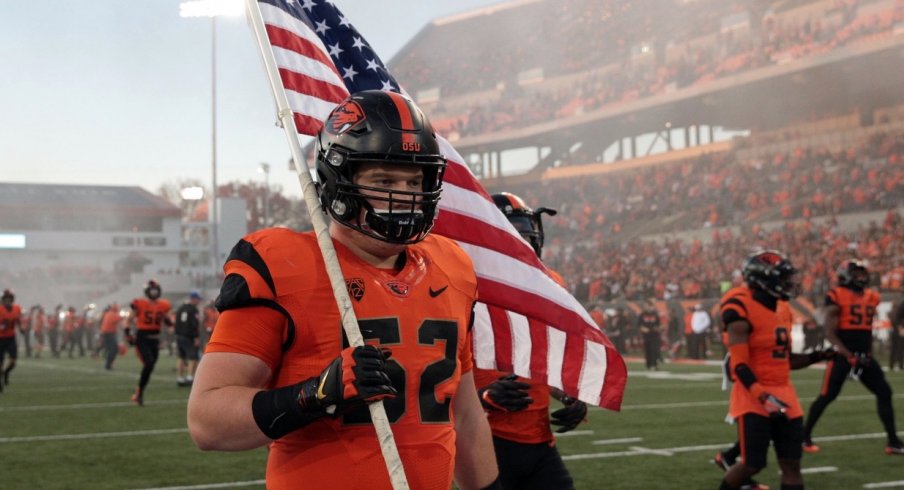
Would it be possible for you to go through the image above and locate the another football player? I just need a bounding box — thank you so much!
[718,251,832,490]
[472,192,586,490]
[127,279,173,405]
[187,90,500,490]
[0,289,22,392]
[802,259,904,455]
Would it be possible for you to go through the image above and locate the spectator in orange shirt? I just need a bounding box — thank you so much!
[97,303,123,370]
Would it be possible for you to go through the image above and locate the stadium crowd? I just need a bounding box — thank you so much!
[538,128,904,237]
[484,126,904,302]
[395,0,901,138]
[546,212,903,304]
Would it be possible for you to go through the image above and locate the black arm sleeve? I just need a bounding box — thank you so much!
[733,363,758,389]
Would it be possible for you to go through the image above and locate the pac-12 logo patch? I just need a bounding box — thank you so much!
[327,100,366,135]
[345,278,365,301]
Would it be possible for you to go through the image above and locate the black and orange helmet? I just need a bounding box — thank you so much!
[492,192,557,258]
[836,259,869,290]
[144,279,162,300]
[315,90,447,244]
[742,250,800,300]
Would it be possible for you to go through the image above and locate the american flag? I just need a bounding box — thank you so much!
[253,0,626,409]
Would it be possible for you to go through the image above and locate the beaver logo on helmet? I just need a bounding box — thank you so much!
[326,100,366,135]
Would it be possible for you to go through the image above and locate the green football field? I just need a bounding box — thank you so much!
[1,353,902,489]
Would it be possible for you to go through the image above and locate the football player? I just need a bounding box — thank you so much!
[473,192,586,490]
[718,251,833,490]
[802,259,904,455]
[127,279,173,405]
[0,289,22,392]
[187,90,500,490]
[714,296,822,490]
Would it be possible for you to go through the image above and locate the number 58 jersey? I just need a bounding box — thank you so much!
[720,287,803,419]
[207,229,478,490]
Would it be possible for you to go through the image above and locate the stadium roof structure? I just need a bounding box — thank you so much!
[0,183,180,218]
[385,0,904,181]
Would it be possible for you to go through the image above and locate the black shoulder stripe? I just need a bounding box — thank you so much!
[721,297,748,316]
[226,239,276,297]
[215,282,296,353]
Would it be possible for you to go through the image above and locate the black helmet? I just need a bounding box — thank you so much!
[491,192,557,258]
[144,279,162,300]
[315,90,447,244]
[1,289,13,303]
[742,250,799,300]
[836,259,869,290]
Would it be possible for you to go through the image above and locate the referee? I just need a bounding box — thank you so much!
[174,291,202,387]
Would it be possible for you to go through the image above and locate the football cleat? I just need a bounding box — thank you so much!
[712,452,731,471]
[802,439,821,453]
[740,481,769,490]
[131,390,144,407]
[886,443,904,455]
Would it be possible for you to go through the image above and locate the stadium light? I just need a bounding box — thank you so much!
[180,186,205,201]
[179,0,244,290]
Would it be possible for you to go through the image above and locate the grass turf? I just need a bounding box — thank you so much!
[2,353,902,489]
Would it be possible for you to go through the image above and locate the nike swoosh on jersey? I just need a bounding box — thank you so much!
[429,285,449,297]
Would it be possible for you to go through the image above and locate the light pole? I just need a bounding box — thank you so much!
[258,162,271,228]
[179,0,243,288]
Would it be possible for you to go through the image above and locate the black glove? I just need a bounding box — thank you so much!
[124,328,135,347]
[478,375,532,412]
[550,395,588,433]
[298,345,397,415]
[807,347,836,365]
[817,347,837,361]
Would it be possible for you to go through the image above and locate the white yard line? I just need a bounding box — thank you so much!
[863,482,904,488]
[0,428,187,443]
[554,429,594,437]
[592,437,643,445]
[620,393,904,411]
[562,431,901,461]
[800,466,838,474]
[0,399,186,412]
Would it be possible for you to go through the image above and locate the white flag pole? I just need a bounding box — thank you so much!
[243,1,409,488]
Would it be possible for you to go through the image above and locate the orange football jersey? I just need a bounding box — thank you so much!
[0,304,22,339]
[130,298,172,332]
[721,287,802,419]
[827,286,880,354]
[207,229,478,490]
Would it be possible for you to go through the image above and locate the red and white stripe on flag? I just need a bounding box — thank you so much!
[255,0,626,409]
